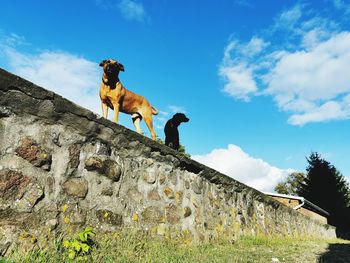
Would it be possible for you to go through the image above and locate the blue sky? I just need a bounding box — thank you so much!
[1,0,350,191]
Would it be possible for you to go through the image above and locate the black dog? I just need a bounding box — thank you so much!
[164,113,189,150]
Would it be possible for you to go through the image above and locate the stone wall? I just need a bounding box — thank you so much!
[271,196,328,225]
[0,68,336,255]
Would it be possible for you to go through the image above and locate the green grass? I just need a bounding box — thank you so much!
[2,231,349,263]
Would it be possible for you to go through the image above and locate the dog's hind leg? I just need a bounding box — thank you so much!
[144,115,156,140]
[132,113,143,135]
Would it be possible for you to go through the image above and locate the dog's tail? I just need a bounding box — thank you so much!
[151,106,158,115]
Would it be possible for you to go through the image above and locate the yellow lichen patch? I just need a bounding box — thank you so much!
[64,216,70,224]
[62,204,69,213]
[132,213,139,222]
[18,233,37,244]
[217,223,222,235]
[113,232,121,240]
[104,212,109,218]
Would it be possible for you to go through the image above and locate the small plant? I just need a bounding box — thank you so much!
[63,227,96,261]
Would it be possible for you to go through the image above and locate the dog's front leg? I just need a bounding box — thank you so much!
[102,102,108,119]
[113,103,120,124]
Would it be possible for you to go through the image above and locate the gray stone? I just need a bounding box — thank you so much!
[127,187,143,203]
[103,159,122,181]
[148,190,161,201]
[192,180,203,195]
[68,143,81,170]
[46,219,58,231]
[101,187,113,196]
[62,178,88,198]
[166,204,180,224]
[141,206,163,224]
[85,156,122,182]
[85,156,104,171]
[96,209,122,226]
[169,172,178,185]
[13,182,44,212]
[142,171,156,184]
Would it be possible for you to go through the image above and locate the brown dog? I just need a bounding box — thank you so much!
[99,59,158,140]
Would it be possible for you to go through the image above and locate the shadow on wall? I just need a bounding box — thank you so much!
[319,244,350,262]
[336,228,350,240]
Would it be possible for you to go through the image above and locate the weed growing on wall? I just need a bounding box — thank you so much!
[63,227,96,260]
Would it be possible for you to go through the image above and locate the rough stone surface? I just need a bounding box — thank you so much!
[142,206,163,224]
[184,206,192,218]
[96,209,122,226]
[68,143,81,170]
[148,190,161,201]
[85,156,122,181]
[0,68,337,255]
[101,187,113,196]
[0,170,31,200]
[15,137,52,171]
[62,178,88,198]
[13,182,44,212]
[163,187,174,199]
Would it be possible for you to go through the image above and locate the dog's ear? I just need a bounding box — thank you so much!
[118,63,125,72]
[99,60,108,67]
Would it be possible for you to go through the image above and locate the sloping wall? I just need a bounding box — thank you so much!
[0,68,335,255]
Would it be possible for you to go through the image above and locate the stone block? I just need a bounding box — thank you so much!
[13,182,44,212]
[68,143,81,170]
[15,137,52,171]
[85,156,122,182]
[184,207,192,218]
[0,170,31,200]
[96,209,122,226]
[163,187,174,199]
[62,178,88,198]
[166,204,180,224]
[148,190,161,201]
[141,206,163,224]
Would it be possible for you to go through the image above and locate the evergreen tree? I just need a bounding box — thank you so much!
[298,152,350,227]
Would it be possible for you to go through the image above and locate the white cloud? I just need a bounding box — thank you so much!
[234,0,253,7]
[3,46,101,115]
[219,64,257,101]
[168,105,187,114]
[332,0,350,14]
[193,144,293,192]
[266,32,350,125]
[220,4,350,125]
[118,0,146,22]
[219,38,268,101]
[95,0,147,22]
[274,4,302,30]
